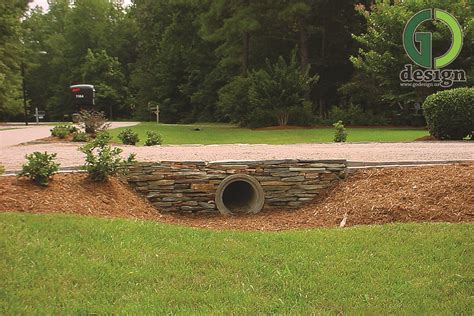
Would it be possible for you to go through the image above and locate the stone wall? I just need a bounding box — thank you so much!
[126,159,347,213]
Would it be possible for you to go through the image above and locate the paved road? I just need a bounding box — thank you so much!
[1,125,472,171]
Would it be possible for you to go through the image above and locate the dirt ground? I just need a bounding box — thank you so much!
[1,164,472,230]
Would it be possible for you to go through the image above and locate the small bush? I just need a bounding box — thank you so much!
[118,128,140,145]
[333,120,348,142]
[50,124,73,139]
[18,152,60,186]
[80,132,136,182]
[422,87,474,140]
[72,131,89,142]
[144,131,163,146]
[328,104,387,126]
[0,164,5,175]
[77,110,110,135]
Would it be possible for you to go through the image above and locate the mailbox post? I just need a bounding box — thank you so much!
[70,84,95,109]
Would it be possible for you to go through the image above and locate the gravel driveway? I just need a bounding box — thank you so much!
[1,124,472,171]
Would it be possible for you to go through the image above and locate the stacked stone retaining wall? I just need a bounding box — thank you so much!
[126,159,347,213]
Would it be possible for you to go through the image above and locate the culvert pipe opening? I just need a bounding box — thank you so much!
[215,175,265,215]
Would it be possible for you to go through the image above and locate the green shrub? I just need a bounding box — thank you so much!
[422,87,474,140]
[328,104,387,126]
[50,124,75,138]
[144,131,163,146]
[72,131,89,142]
[80,132,136,182]
[333,120,348,142]
[18,152,60,186]
[217,76,253,125]
[248,51,318,127]
[118,128,140,145]
[0,164,5,175]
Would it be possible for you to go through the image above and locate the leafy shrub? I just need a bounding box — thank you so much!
[144,131,163,146]
[217,76,253,125]
[18,152,60,186]
[72,131,89,142]
[422,87,474,140]
[328,104,387,126]
[118,128,140,145]
[77,110,110,135]
[248,51,318,127]
[0,164,5,175]
[287,101,316,126]
[246,109,277,129]
[80,132,136,182]
[50,124,73,138]
[333,120,348,142]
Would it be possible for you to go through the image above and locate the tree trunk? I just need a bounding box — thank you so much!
[319,20,326,116]
[277,113,289,126]
[242,32,250,76]
[299,18,309,73]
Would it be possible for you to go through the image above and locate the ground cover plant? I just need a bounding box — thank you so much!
[109,123,428,145]
[0,213,472,314]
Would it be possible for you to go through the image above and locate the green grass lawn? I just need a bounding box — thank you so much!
[109,122,429,145]
[1,213,472,314]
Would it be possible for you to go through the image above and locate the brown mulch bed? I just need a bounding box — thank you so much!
[0,164,473,230]
[0,173,160,220]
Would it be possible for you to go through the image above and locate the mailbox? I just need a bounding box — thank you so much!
[70,84,95,107]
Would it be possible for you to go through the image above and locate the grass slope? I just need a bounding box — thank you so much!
[1,213,472,314]
[109,123,428,145]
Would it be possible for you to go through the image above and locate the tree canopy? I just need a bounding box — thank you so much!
[1,0,471,126]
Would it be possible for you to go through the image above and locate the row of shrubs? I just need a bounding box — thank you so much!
[19,131,135,186]
[50,109,164,146]
[117,129,163,146]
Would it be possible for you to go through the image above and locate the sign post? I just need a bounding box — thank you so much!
[155,105,160,123]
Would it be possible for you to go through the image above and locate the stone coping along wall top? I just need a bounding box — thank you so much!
[126,159,347,214]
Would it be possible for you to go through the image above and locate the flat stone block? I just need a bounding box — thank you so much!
[191,183,216,191]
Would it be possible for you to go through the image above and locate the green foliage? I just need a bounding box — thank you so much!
[72,131,89,142]
[248,51,318,127]
[144,130,163,146]
[333,120,348,142]
[118,128,140,145]
[0,163,5,175]
[0,0,28,119]
[81,49,126,119]
[422,87,474,140]
[328,104,387,126]
[18,151,60,186]
[50,124,77,138]
[345,1,473,112]
[80,132,136,182]
[217,76,252,125]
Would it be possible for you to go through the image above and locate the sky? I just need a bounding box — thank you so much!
[30,0,132,11]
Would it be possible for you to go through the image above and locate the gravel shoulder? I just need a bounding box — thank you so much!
[1,139,473,171]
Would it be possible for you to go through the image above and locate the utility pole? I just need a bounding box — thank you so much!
[21,61,28,126]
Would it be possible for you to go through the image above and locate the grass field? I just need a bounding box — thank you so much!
[1,213,472,314]
[108,123,429,145]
